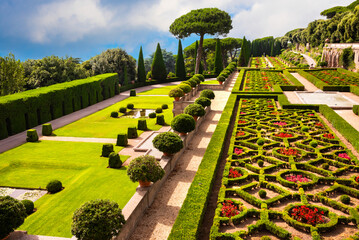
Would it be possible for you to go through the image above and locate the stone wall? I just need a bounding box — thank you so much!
[322,43,359,69]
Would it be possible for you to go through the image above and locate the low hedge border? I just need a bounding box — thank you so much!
[168,94,238,239]
[283,70,305,91]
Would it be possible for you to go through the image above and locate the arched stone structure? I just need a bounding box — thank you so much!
[322,43,359,70]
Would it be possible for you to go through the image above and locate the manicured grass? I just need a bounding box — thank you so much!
[201,79,219,85]
[137,85,178,95]
[54,96,173,138]
[0,140,137,237]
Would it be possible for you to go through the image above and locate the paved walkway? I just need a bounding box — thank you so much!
[293,51,317,67]
[264,57,274,68]
[129,73,237,240]
[0,82,181,154]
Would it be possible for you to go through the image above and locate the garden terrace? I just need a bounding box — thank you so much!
[306,69,359,86]
[267,57,289,69]
[250,57,267,68]
[243,70,293,92]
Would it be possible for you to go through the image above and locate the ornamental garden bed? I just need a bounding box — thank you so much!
[243,70,294,92]
[209,98,359,240]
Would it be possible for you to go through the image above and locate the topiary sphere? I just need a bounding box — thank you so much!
[257,138,265,146]
[257,160,264,167]
[301,126,309,132]
[310,140,318,148]
[217,75,226,82]
[195,97,211,108]
[162,104,168,109]
[108,152,122,168]
[171,114,196,134]
[71,199,125,240]
[184,104,205,117]
[193,74,205,82]
[177,84,192,93]
[188,79,198,87]
[155,107,163,113]
[149,112,157,118]
[191,76,201,84]
[46,180,63,193]
[111,111,119,118]
[258,189,267,199]
[127,155,165,183]
[169,88,185,98]
[127,103,134,109]
[200,89,215,99]
[152,132,183,154]
[340,195,351,204]
[0,196,27,239]
[21,199,34,215]
[119,107,127,113]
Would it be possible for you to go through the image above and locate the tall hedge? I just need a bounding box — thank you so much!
[137,46,146,83]
[175,40,186,80]
[0,73,118,140]
[151,43,167,82]
[214,39,224,75]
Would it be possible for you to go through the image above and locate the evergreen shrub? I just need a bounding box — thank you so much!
[152,132,183,154]
[127,103,134,109]
[168,88,184,98]
[0,196,27,239]
[149,112,156,118]
[26,129,38,142]
[155,108,163,113]
[130,89,136,96]
[156,115,165,125]
[46,180,63,193]
[184,104,205,117]
[111,112,118,118]
[171,114,196,134]
[119,107,126,113]
[42,123,53,136]
[102,144,114,157]
[195,97,211,107]
[21,200,34,215]
[162,104,168,109]
[116,134,128,146]
[108,152,122,168]
[259,189,267,198]
[177,84,191,94]
[137,120,147,131]
[127,127,138,139]
[127,155,165,183]
[200,89,215,99]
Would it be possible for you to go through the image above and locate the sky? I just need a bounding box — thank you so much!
[0,0,354,62]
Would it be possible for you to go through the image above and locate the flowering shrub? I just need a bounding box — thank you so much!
[315,122,324,127]
[238,120,246,124]
[273,121,287,126]
[228,168,242,178]
[290,205,326,226]
[236,131,245,137]
[221,200,240,218]
[309,70,359,86]
[278,148,300,156]
[275,132,293,138]
[338,153,351,160]
[355,176,359,183]
[234,148,243,155]
[323,133,335,139]
[285,174,310,183]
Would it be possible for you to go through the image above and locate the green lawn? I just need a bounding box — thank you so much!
[201,80,220,85]
[0,141,137,237]
[54,96,174,138]
[137,85,178,95]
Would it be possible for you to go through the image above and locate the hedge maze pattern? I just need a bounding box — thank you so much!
[308,70,359,86]
[244,71,292,92]
[211,98,359,240]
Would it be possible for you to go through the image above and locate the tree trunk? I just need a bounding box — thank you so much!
[202,52,208,71]
[222,50,228,68]
[195,34,204,74]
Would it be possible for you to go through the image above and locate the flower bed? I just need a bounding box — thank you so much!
[308,69,359,86]
[243,70,292,92]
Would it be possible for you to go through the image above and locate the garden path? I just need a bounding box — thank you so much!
[264,57,274,68]
[128,73,238,240]
[294,51,317,67]
[0,82,180,154]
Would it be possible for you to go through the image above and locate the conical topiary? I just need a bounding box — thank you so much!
[137,46,146,83]
[214,39,223,75]
[151,43,167,82]
[175,40,186,80]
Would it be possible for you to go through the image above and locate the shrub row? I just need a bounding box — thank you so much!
[216,62,237,82]
[0,73,118,139]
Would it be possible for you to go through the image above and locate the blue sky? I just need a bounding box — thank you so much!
[0,0,353,62]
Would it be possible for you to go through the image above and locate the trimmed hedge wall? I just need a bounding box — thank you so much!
[0,73,118,139]
[353,105,359,116]
[168,94,237,239]
[298,70,326,90]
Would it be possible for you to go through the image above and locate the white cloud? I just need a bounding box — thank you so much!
[28,0,115,43]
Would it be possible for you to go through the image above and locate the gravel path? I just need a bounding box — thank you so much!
[128,74,237,240]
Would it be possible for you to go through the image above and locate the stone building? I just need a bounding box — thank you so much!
[322,43,359,70]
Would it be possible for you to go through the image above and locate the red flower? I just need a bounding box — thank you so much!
[221,200,240,218]
[229,168,242,178]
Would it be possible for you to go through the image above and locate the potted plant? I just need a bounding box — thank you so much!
[152,132,183,156]
[177,84,192,94]
[195,97,211,108]
[168,88,184,101]
[217,75,226,85]
[127,155,165,187]
[184,104,205,121]
[200,89,215,99]
[171,114,196,135]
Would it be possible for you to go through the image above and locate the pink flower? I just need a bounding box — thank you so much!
[234,148,243,155]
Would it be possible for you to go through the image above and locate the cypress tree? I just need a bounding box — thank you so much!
[238,37,247,67]
[151,43,167,82]
[137,46,146,83]
[123,65,128,85]
[175,40,186,80]
[214,39,223,75]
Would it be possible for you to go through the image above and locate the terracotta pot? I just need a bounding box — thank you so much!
[163,152,172,157]
[193,115,198,121]
[218,81,223,85]
[174,97,180,101]
[139,180,151,187]
[179,132,187,136]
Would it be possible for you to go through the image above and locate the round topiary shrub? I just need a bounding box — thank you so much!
[155,107,163,113]
[195,97,211,108]
[152,132,184,155]
[217,75,226,82]
[200,89,215,99]
[102,143,114,157]
[0,196,27,239]
[162,104,168,109]
[193,74,205,82]
[191,76,201,84]
[71,199,125,240]
[184,104,205,118]
[21,199,34,215]
[127,155,165,183]
[119,107,127,113]
[127,103,134,109]
[108,152,122,168]
[168,88,184,98]
[301,126,309,132]
[257,160,264,167]
[149,112,157,118]
[310,140,318,148]
[257,138,265,146]
[322,163,329,170]
[177,84,192,94]
[111,111,119,118]
[258,189,267,199]
[340,195,351,204]
[46,180,63,193]
[171,114,196,134]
